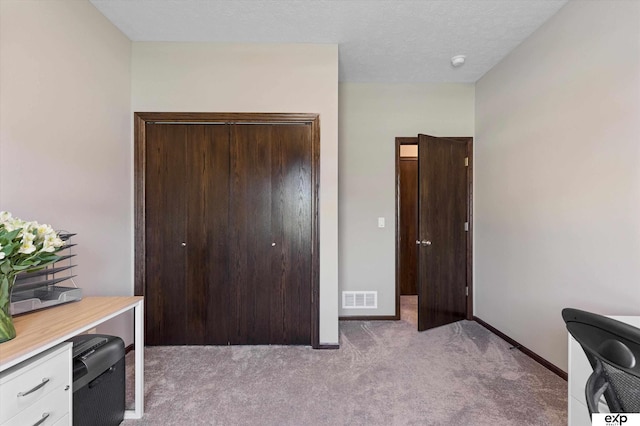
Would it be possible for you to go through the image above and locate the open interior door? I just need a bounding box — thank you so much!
[417,134,468,331]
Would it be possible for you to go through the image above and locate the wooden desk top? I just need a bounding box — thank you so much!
[0,296,143,370]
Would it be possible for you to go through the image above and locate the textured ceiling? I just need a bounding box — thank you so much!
[90,0,568,83]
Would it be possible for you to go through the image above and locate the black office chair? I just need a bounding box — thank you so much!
[562,308,640,417]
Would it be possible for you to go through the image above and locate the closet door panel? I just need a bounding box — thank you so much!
[185,125,231,345]
[145,124,188,345]
[270,124,312,344]
[230,124,312,345]
[230,125,274,344]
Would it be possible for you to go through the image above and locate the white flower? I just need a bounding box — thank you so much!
[36,224,53,238]
[18,240,36,254]
[6,217,25,233]
[41,233,64,252]
[0,211,12,223]
[1,212,64,267]
[40,241,55,253]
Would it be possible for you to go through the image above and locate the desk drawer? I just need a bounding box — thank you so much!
[0,343,71,424]
[53,413,70,426]
[1,384,70,426]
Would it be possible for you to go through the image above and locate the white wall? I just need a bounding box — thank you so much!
[0,1,133,339]
[132,42,339,344]
[339,83,474,316]
[475,0,640,371]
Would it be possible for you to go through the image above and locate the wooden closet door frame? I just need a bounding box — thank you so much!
[134,112,321,348]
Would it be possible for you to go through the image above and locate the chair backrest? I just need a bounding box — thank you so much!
[562,308,640,416]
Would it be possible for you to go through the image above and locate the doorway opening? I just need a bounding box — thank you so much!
[395,135,473,330]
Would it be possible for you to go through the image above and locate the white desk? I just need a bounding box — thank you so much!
[567,315,640,426]
[0,297,144,419]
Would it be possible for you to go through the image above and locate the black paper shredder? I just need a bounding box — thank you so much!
[67,334,125,426]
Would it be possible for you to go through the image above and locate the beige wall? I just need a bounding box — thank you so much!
[0,1,133,339]
[475,0,640,371]
[132,42,339,344]
[339,83,474,316]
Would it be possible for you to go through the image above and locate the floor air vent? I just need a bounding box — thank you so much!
[342,291,377,309]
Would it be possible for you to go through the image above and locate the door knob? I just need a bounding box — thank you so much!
[421,240,432,246]
[181,242,186,247]
[415,240,421,246]
[271,242,276,247]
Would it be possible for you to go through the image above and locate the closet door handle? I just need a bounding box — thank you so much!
[421,240,432,246]
[181,242,187,247]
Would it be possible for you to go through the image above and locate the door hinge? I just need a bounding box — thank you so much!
[465,287,469,297]
[464,157,469,167]
[464,221,469,232]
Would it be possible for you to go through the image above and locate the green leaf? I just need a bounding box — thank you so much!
[1,242,18,255]
[0,228,21,243]
[0,274,13,305]
[12,264,33,271]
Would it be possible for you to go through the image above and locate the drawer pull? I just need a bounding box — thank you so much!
[32,412,50,426]
[17,378,50,397]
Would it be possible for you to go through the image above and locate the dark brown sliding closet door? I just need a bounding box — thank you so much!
[145,124,231,345]
[230,124,312,344]
[145,124,188,345]
[272,124,313,344]
[144,121,312,346]
[184,125,231,345]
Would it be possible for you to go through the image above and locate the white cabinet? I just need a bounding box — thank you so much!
[567,315,640,426]
[0,297,144,420]
[52,414,70,426]
[0,343,72,426]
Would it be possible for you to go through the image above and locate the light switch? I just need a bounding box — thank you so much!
[378,217,385,228]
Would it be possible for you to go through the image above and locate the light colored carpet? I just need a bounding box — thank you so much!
[123,299,566,425]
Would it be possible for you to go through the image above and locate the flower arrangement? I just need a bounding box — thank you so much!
[0,211,65,342]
